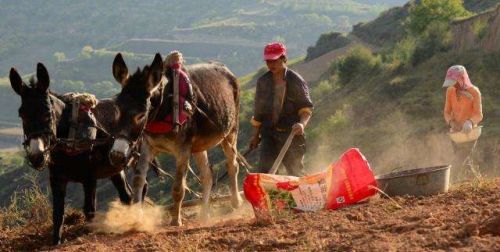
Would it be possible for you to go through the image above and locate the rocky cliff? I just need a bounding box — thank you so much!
[452,5,500,53]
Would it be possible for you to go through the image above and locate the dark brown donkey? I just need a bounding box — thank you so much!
[9,63,133,245]
[108,53,242,225]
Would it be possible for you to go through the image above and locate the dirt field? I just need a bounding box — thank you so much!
[1,179,499,252]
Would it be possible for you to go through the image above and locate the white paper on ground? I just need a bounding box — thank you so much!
[290,178,328,211]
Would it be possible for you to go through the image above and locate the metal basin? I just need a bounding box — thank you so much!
[375,165,450,197]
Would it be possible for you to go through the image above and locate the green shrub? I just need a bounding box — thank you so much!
[412,22,452,66]
[336,46,382,84]
[406,0,472,35]
[389,36,417,68]
[311,80,332,101]
[309,105,352,147]
[0,174,51,228]
[472,19,489,40]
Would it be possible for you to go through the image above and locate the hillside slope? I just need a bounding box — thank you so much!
[0,0,407,76]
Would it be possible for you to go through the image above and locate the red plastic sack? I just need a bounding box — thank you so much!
[243,148,378,221]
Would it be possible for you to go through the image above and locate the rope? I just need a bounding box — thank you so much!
[368,185,403,209]
[148,159,201,198]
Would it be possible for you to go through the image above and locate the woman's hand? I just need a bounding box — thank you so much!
[449,120,462,132]
[461,119,473,133]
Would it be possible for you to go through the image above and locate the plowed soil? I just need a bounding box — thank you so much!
[1,179,499,251]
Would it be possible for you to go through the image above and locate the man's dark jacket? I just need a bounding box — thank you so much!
[253,68,313,130]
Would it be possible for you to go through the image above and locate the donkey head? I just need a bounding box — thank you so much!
[10,63,55,170]
[109,53,163,166]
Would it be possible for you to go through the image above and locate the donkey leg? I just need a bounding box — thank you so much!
[83,179,97,221]
[132,143,154,204]
[110,171,132,205]
[171,150,190,226]
[142,180,149,203]
[221,133,243,209]
[193,151,212,220]
[50,176,67,246]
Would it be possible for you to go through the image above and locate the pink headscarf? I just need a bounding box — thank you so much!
[443,65,473,90]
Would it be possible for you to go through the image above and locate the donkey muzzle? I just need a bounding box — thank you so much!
[109,138,131,167]
[27,152,49,171]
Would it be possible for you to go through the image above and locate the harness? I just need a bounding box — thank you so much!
[23,95,112,170]
[114,77,167,167]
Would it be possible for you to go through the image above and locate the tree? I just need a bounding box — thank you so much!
[406,0,472,35]
[53,52,66,62]
[79,45,94,59]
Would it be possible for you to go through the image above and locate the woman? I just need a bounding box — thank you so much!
[442,65,483,182]
[145,51,193,134]
[443,65,482,133]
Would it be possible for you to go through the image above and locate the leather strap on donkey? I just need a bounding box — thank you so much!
[60,93,99,155]
[172,69,180,133]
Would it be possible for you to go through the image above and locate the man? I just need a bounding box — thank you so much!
[249,42,313,176]
[442,65,483,182]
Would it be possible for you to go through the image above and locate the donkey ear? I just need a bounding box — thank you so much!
[150,53,163,82]
[36,63,50,92]
[112,53,129,86]
[9,68,25,95]
[146,53,164,94]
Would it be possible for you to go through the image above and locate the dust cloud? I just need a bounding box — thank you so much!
[199,201,254,226]
[306,110,458,176]
[90,201,164,234]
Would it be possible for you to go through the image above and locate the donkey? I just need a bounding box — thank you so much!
[108,53,242,225]
[9,63,133,245]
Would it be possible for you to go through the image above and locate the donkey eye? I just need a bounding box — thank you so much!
[134,112,146,123]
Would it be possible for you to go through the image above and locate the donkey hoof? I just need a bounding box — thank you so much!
[85,213,95,222]
[170,219,183,226]
[52,239,62,246]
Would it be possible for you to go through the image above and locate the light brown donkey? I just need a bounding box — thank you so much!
[108,53,242,225]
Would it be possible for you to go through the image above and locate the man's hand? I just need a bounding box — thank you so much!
[449,120,462,132]
[249,134,261,150]
[292,122,305,135]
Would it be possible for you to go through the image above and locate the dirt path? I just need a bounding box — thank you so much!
[1,179,498,251]
[291,34,380,84]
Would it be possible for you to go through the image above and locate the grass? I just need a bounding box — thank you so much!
[454,177,496,193]
[0,173,51,229]
[0,151,24,175]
